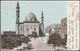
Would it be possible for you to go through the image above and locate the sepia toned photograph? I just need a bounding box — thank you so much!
[1,1,80,51]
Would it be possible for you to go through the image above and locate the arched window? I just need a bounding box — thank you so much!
[34,25,36,27]
[31,27,32,29]
[34,28,36,31]
[32,31,38,38]
[21,28,22,30]
[27,28,29,31]
[31,19,32,21]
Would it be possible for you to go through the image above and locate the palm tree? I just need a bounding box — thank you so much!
[47,32,64,51]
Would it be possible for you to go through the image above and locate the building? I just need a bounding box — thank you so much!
[3,31,16,35]
[61,17,67,38]
[67,1,80,50]
[45,24,61,34]
[16,2,44,36]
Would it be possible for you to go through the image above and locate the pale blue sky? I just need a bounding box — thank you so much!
[1,1,67,32]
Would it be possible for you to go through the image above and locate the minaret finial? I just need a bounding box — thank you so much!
[41,10,44,23]
[17,1,19,7]
[16,1,20,34]
[41,10,44,35]
[16,1,20,23]
[41,10,43,16]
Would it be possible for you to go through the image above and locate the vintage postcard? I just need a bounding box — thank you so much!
[1,0,80,51]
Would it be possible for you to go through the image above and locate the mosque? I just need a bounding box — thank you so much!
[16,2,44,36]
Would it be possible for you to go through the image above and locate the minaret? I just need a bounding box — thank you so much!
[41,11,44,35]
[16,1,20,34]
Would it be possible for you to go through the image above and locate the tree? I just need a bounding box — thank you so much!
[61,34,67,48]
[2,35,22,49]
[2,34,30,49]
[47,32,64,51]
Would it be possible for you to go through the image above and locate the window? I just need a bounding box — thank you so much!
[34,28,36,30]
[34,25,36,27]
[21,28,22,30]
[23,30,24,33]
[72,37,73,43]
[76,37,77,48]
[31,27,32,29]
[27,28,29,31]
[76,24,77,31]
[72,8,74,16]
[31,19,32,21]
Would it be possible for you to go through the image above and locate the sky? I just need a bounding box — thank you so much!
[1,1,67,32]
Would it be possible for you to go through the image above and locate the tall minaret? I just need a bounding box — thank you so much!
[41,11,44,35]
[16,2,20,34]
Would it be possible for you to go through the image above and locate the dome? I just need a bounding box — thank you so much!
[26,12,37,21]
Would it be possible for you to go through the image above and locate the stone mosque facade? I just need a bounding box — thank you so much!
[16,2,44,36]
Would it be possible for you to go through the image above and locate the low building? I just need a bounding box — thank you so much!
[45,24,61,34]
[3,31,16,35]
[61,17,67,38]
